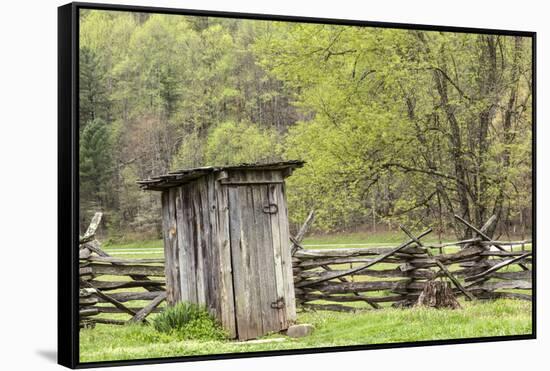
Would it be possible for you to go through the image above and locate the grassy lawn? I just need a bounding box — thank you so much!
[80,299,532,362]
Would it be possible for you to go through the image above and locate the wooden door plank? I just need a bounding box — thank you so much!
[161,191,176,304]
[253,176,280,334]
[241,177,264,338]
[206,174,221,320]
[194,182,206,306]
[273,182,297,323]
[176,186,190,302]
[214,174,237,338]
[168,188,182,303]
[267,181,287,328]
[228,183,251,340]
[186,184,198,303]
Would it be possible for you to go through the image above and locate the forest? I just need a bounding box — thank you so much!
[79,10,533,241]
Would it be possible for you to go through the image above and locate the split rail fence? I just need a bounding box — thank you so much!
[291,214,532,312]
[79,211,532,328]
[79,213,166,328]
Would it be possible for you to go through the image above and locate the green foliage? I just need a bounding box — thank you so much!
[171,130,205,170]
[257,25,532,235]
[79,118,113,207]
[152,302,227,341]
[79,9,532,239]
[205,121,281,165]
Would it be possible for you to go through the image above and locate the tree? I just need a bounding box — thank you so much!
[80,118,114,211]
[79,47,110,129]
[257,25,532,236]
[205,121,281,165]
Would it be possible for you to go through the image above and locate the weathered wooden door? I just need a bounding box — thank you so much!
[225,171,296,340]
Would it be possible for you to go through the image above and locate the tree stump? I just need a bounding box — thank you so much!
[415,280,461,309]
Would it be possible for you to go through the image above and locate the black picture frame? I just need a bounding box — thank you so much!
[58,2,536,368]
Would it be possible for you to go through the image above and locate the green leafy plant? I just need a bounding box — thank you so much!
[152,302,227,341]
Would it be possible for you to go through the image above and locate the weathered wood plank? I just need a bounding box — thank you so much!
[291,210,315,254]
[162,191,176,304]
[206,174,221,321]
[88,264,165,277]
[472,291,532,301]
[193,180,207,306]
[300,279,416,294]
[491,271,532,280]
[79,297,99,306]
[228,182,252,340]
[96,306,163,314]
[268,182,288,329]
[87,256,165,264]
[253,178,279,334]
[302,303,357,312]
[434,246,485,263]
[93,318,127,325]
[176,184,191,303]
[300,293,405,303]
[169,188,182,303]
[214,172,236,338]
[469,280,532,291]
[298,256,405,269]
[87,279,164,290]
[129,292,167,323]
[79,267,93,276]
[293,246,426,258]
[242,175,263,337]
[298,267,437,280]
[79,248,92,260]
[80,308,100,317]
[464,252,532,281]
[80,212,103,244]
[480,251,534,257]
[97,291,165,303]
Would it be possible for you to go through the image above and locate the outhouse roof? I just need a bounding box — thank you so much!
[137,160,305,191]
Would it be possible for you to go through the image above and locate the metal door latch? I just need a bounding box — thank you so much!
[271,298,285,309]
[263,203,278,214]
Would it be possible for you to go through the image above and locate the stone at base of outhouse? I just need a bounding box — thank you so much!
[286,324,314,338]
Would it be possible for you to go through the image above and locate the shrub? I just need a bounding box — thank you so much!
[152,302,227,341]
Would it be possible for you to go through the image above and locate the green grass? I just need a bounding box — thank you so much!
[80,299,532,362]
[103,239,163,250]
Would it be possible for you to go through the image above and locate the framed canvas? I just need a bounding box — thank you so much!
[58,2,536,368]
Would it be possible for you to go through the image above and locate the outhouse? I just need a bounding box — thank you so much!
[138,161,304,340]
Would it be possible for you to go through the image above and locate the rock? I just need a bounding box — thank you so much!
[286,324,314,338]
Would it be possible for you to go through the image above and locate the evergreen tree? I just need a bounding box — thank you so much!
[79,47,110,130]
[80,118,113,209]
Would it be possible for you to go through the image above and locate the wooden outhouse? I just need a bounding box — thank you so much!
[138,161,304,340]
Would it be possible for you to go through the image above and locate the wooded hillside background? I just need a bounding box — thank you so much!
[79,10,532,240]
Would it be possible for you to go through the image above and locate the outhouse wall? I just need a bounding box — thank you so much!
[160,168,296,340]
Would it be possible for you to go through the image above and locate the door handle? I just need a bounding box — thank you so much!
[262,203,278,214]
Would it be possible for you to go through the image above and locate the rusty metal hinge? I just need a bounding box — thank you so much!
[271,297,285,309]
[263,203,278,214]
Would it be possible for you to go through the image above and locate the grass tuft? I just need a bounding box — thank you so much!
[152,302,227,341]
